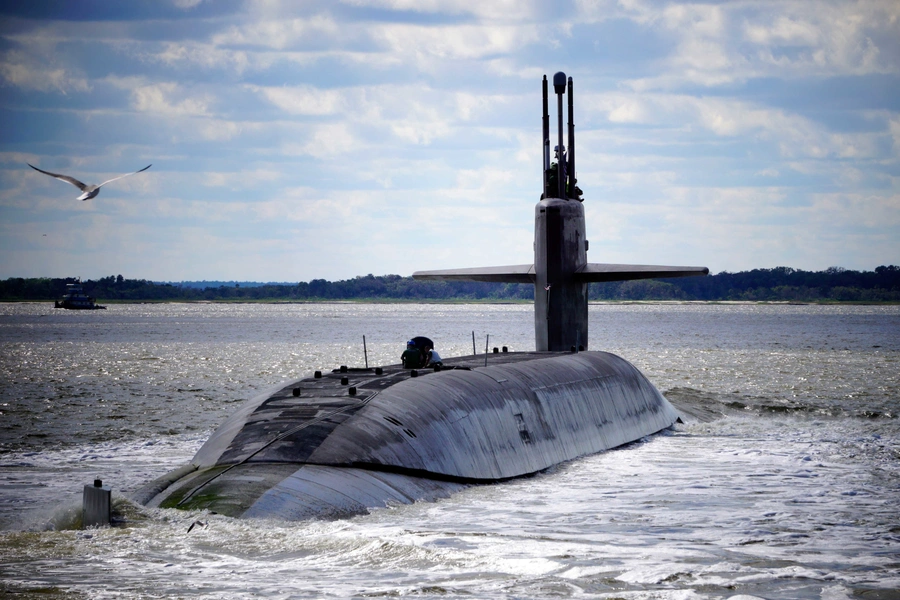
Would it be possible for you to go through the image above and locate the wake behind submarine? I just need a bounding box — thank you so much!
[133,72,708,521]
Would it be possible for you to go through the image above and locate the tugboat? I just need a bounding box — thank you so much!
[55,279,106,310]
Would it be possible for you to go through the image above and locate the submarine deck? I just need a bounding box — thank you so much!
[197,350,580,468]
[293,350,571,396]
[137,349,680,519]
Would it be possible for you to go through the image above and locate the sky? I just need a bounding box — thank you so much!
[0,0,898,282]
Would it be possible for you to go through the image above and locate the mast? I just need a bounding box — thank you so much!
[542,75,550,198]
[567,76,575,201]
[553,72,566,199]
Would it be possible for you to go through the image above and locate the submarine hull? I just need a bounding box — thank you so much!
[135,351,678,520]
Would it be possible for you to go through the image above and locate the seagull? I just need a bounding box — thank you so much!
[28,163,152,201]
[186,520,208,533]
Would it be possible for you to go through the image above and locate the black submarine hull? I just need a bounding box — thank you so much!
[135,350,678,520]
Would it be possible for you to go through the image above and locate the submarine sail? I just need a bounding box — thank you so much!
[413,72,707,351]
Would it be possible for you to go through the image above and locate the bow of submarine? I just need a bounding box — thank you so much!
[134,350,678,520]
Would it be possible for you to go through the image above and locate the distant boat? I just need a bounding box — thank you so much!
[55,280,105,310]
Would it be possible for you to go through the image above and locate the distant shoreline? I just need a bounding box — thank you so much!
[4,299,899,306]
[3,267,899,303]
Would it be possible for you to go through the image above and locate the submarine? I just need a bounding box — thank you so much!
[133,72,708,521]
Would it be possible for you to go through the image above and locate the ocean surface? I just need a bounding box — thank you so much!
[0,302,898,599]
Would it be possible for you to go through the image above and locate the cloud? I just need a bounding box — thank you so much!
[620,0,899,90]
[662,3,727,38]
[455,91,511,121]
[591,91,889,160]
[744,1,899,75]
[280,122,363,157]
[172,0,206,8]
[250,82,499,148]
[198,119,244,142]
[132,83,212,117]
[203,168,281,188]
[150,195,248,222]
[0,48,90,94]
[154,42,252,74]
[744,15,820,47]
[342,0,542,21]
[808,191,900,229]
[889,116,900,153]
[106,77,213,117]
[251,85,347,116]
[374,22,540,64]
[211,14,341,50]
[389,102,453,145]
[452,166,516,194]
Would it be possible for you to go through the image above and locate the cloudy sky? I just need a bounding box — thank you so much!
[1,0,897,282]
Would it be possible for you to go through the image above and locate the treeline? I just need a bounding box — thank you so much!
[1,266,899,303]
[591,266,900,302]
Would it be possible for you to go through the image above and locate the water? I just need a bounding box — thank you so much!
[1,302,898,598]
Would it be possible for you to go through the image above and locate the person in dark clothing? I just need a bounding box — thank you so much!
[401,340,423,368]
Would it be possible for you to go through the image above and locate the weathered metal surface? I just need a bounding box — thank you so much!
[331,352,673,479]
[82,481,111,527]
[411,264,535,284]
[137,351,678,518]
[575,263,709,282]
[243,465,469,521]
[534,198,588,351]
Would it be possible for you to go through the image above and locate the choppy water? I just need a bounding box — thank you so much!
[1,302,898,599]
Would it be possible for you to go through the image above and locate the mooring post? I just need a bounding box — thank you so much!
[83,479,111,528]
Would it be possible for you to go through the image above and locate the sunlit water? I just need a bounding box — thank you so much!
[1,302,898,599]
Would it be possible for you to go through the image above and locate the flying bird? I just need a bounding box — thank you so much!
[28,163,152,201]
[186,520,208,533]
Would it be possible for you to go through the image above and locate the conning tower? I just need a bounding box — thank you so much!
[414,71,708,351]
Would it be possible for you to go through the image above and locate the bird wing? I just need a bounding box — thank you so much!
[96,164,152,188]
[28,163,88,191]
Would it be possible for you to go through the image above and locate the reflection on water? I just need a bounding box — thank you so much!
[0,302,898,598]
